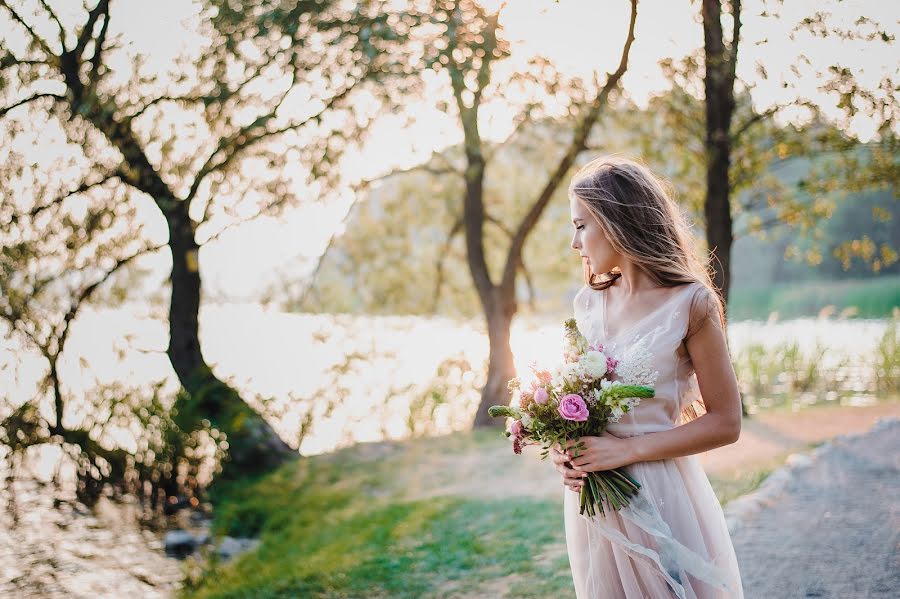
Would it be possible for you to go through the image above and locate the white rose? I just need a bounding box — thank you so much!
[579,350,608,379]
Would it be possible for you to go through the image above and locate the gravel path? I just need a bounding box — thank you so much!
[731,418,900,599]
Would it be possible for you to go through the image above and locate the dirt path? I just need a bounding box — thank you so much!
[698,402,900,476]
[731,418,899,598]
[406,402,900,502]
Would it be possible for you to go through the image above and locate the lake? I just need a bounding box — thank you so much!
[2,303,891,456]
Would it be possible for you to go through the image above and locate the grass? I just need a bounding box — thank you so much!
[183,432,573,599]
[181,433,780,599]
[182,399,897,598]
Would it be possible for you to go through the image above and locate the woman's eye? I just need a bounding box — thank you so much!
[575,225,585,230]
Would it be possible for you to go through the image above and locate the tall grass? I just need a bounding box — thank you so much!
[731,335,887,411]
[875,309,900,395]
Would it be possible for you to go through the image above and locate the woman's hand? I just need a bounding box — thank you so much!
[550,444,587,493]
[564,431,635,473]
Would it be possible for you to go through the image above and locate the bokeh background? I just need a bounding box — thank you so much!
[1,1,897,597]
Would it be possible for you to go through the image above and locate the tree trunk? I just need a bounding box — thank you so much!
[472,294,516,427]
[167,206,293,481]
[702,0,739,308]
[703,0,747,416]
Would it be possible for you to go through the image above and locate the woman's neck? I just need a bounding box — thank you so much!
[613,262,660,297]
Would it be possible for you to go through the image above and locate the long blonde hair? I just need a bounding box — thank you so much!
[569,155,726,421]
[569,156,711,289]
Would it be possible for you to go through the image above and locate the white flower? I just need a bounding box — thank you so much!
[521,413,533,429]
[579,350,608,379]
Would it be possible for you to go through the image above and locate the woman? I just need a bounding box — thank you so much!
[552,156,744,598]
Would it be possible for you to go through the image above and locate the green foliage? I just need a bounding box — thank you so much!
[728,275,900,320]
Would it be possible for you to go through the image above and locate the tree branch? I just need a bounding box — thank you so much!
[0,2,56,57]
[499,0,638,295]
[431,216,464,313]
[87,9,110,87]
[38,0,67,51]
[56,243,166,351]
[185,78,361,206]
[0,92,65,118]
[74,0,110,61]
[10,169,123,225]
[731,104,781,142]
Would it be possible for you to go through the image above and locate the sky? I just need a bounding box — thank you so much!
[3,0,897,302]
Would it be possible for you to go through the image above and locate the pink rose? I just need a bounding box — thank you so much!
[558,394,589,421]
[533,387,549,405]
[507,419,524,437]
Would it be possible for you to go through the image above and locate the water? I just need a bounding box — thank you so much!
[2,304,890,456]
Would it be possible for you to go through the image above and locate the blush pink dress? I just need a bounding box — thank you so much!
[566,282,744,599]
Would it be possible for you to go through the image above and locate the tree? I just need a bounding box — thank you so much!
[698,0,897,306]
[701,0,741,305]
[0,139,218,510]
[294,0,638,426]
[428,0,637,426]
[0,0,423,478]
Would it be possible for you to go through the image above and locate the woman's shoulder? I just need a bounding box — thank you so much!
[680,282,724,339]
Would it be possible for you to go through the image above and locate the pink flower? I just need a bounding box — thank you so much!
[606,356,619,372]
[535,370,552,385]
[558,394,589,421]
[513,437,523,454]
[507,419,524,437]
[519,390,534,406]
[592,343,605,353]
[533,387,549,405]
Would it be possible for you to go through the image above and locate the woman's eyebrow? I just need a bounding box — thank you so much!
[572,217,584,223]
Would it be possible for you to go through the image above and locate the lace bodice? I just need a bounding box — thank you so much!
[572,282,711,436]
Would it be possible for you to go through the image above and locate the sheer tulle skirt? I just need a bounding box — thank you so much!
[564,454,743,599]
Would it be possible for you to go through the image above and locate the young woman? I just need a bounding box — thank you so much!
[552,156,744,598]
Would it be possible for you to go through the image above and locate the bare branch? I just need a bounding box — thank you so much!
[485,107,534,164]
[0,2,56,57]
[731,104,782,142]
[0,52,47,70]
[74,0,109,61]
[38,0,66,51]
[186,78,362,205]
[10,169,122,226]
[87,9,110,87]
[518,255,535,312]
[56,243,166,351]
[0,92,64,118]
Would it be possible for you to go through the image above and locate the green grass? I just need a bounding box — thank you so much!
[729,275,900,320]
[182,432,574,599]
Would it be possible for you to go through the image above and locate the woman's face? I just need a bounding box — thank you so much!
[570,195,620,274]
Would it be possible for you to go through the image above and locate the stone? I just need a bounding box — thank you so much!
[164,530,201,559]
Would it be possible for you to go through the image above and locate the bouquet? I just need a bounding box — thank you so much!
[489,319,654,518]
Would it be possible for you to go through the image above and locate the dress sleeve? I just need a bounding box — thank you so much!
[684,284,724,341]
